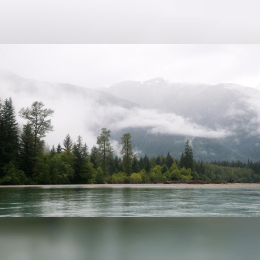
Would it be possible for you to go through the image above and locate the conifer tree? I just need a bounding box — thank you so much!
[113,155,120,173]
[19,123,35,178]
[63,134,73,151]
[180,152,185,169]
[132,156,139,173]
[90,146,99,169]
[139,156,144,170]
[144,154,151,173]
[120,133,134,176]
[156,156,161,166]
[72,136,91,183]
[181,139,194,172]
[96,128,113,175]
[0,98,19,174]
[57,143,62,154]
[50,145,56,157]
[166,152,173,169]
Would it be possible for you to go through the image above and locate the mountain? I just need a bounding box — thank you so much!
[106,78,260,162]
[0,71,139,110]
[1,72,260,162]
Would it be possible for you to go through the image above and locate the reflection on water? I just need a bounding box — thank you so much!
[0,187,260,217]
[1,218,260,260]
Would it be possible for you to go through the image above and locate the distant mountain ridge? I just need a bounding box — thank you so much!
[106,78,260,162]
[1,72,260,162]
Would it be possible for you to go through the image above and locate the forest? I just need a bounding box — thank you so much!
[1,97,260,185]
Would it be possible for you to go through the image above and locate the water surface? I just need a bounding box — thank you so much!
[0,187,260,217]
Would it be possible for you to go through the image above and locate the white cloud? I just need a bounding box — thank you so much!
[0,74,232,152]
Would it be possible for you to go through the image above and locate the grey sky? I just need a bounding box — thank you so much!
[1,1,260,43]
[0,45,260,89]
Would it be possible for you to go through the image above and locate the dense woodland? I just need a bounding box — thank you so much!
[1,98,260,185]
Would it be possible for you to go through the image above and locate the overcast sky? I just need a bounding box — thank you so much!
[0,44,260,89]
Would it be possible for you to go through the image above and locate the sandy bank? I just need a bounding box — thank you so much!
[0,183,260,188]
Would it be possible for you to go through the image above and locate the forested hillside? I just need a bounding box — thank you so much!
[1,97,260,185]
[2,72,260,162]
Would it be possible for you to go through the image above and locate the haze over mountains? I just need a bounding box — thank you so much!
[1,71,260,162]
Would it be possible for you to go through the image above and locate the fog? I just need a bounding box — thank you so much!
[0,71,232,154]
[1,45,260,156]
[1,45,260,89]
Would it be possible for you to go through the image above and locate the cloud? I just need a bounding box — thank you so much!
[107,107,231,139]
[0,73,232,153]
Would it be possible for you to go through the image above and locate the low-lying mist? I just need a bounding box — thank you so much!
[0,73,232,155]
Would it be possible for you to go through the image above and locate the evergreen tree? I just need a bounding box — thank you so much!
[161,165,167,174]
[166,152,173,169]
[179,139,194,173]
[156,156,161,166]
[144,154,151,173]
[63,134,73,151]
[72,136,91,183]
[182,139,194,171]
[56,143,62,154]
[108,156,116,175]
[179,152,185,169]
[0,98,20,176]
[113,155,120,173]
[139,156,144,170]
[90,146,99,169]
[50,145,56,157]
[120,133,134,176]
[19,123,35,179]
[96,128,113,175]
[132,156,139,173]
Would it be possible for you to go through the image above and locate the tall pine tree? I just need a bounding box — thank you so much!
[19,123,35,178]
[120,133,134,176]
[180,139,194,172]
[0,98,19,176]
[96,128,113,175]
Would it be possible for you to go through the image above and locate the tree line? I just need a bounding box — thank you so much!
[1,97,260,185]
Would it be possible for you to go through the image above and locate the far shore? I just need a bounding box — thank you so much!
[0,183,260,188]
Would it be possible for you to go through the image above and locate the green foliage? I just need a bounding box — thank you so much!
[132,156,139,173]
[19,101,54,157]
[120,133,134,176]
[48,151,76,184]
[50,145,56,157]
[130,172,142,183]
[94,167,105,184]
[166,152,174,169]
[97,128,113,175]
[19,123,35,178]
[149,165,165,183]
[164,163,192,181]
[79,161,95,184]
[144,154,151,173]
[180,139,194,172]
[139,169,150,183]
[90,146,99,169]
[150,157,157,169]
[179,167,192,180]
[161,165,168,174]
[193,171,200,180]
[0,98,19,175]
[111,172,127,184]
[72,136,91,183]
[63,134,73,150]
[33,154,51,184]
[0,161,28,185]
[56,143,62,154]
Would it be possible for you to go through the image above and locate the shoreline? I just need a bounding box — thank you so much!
[0,183,260,188]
